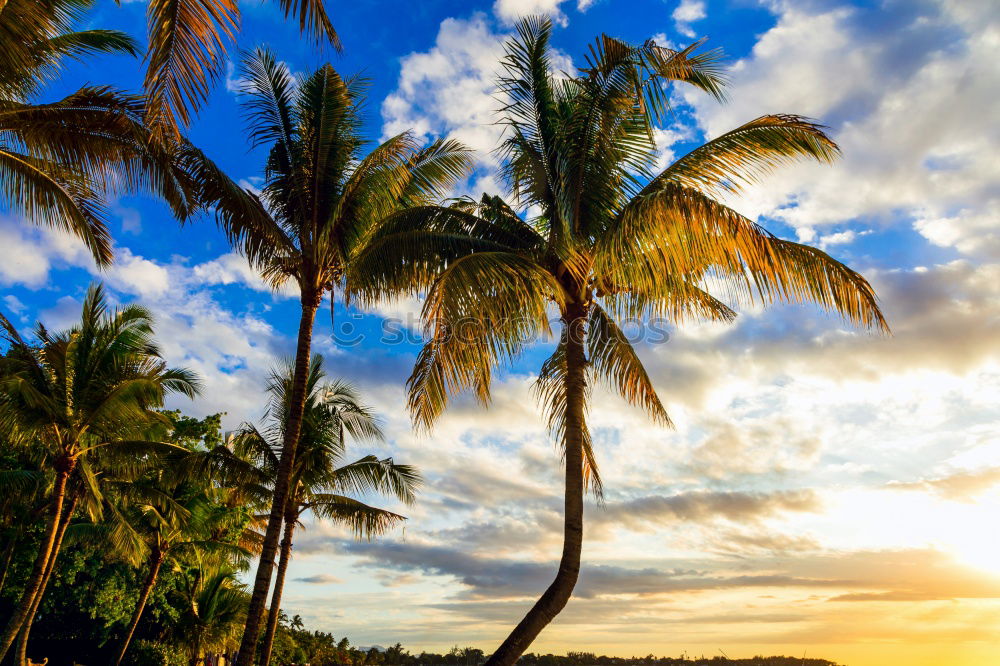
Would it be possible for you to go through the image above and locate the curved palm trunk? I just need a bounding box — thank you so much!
[0,460,75,661]
[484,307,588,666]
[113,548,166,666]
[236,295,320,666]
[14,492,79,666]
[259,514,297,666]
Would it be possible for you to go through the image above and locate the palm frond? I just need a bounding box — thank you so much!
[587,304,671,426]
[276,0,341,49]
[306,494,405,539]
[330,456,420,505]
[532,337,602,497]
[0,148,112,265]
[647,114,839,196]
[596,182,888,331]
[144,0,239,137]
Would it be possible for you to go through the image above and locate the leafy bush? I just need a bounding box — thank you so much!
[124,639,186,666]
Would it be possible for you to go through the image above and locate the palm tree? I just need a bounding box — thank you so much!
[1,0,201,266]
[185,48,470,664]
[171,558,249,666]
[0,283,200,661]
[13,451,147,666]
[233,355,419,665]
[106,470,252,666]
[351,18,889,666]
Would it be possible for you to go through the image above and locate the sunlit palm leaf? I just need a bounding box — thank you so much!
[647,114,839,196]
[588,304,671,426]
[144,0,239,137]
[306,494,405,539]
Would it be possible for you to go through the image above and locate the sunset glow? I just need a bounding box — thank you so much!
[1,0,998,664]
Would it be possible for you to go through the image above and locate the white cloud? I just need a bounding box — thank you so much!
[913,199,1000,258]
[190,250,297,298]
[493,0,570,26]
[2,295,25,315]
[651,32,679,49]
[651,125,691,171]
[0,225,53,288]
[0,218,97,288]
[672,0,706,38]
[683,1,1000,258]
[382,13,507,167]
[104,248,172,300]
[382,13,574,203]
[817,228,871,249]
[224,61,246,94]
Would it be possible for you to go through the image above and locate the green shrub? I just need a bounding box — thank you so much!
[126,640,187,666]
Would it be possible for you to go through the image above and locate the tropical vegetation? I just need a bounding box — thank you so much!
[0,299,418,664]
[0,0,888,664]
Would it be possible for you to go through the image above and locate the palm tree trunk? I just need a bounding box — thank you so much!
[484,306,588,666]
[259,515,296,666]
[113,548,165,666]
[0,531,20,597]
[14,492,79,666]
[0,460,74,661]
[235,293,320,666]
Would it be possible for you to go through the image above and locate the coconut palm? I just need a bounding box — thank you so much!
[0,0,201,266]
[233,355,419,665]
[105,469,253,666]
[183,48,470,664]
[12,450,154,666]
[351,18,889,665]
[171,558,249,666]
[0,283,200,661]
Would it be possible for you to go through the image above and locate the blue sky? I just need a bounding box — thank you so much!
[2,0,1000,664]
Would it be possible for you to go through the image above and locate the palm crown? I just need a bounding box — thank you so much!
[355,18,887,464]
[0,284,200,464]
[235,355,418,536]
[195,47,473,312]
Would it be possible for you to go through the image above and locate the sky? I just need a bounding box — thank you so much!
[2,0,999,664]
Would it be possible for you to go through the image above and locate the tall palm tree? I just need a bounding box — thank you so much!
[351,18,889,666]
[0,283,200,661]
[185,48,470,664]
[234,355,419,666]
[1,0,201,266]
